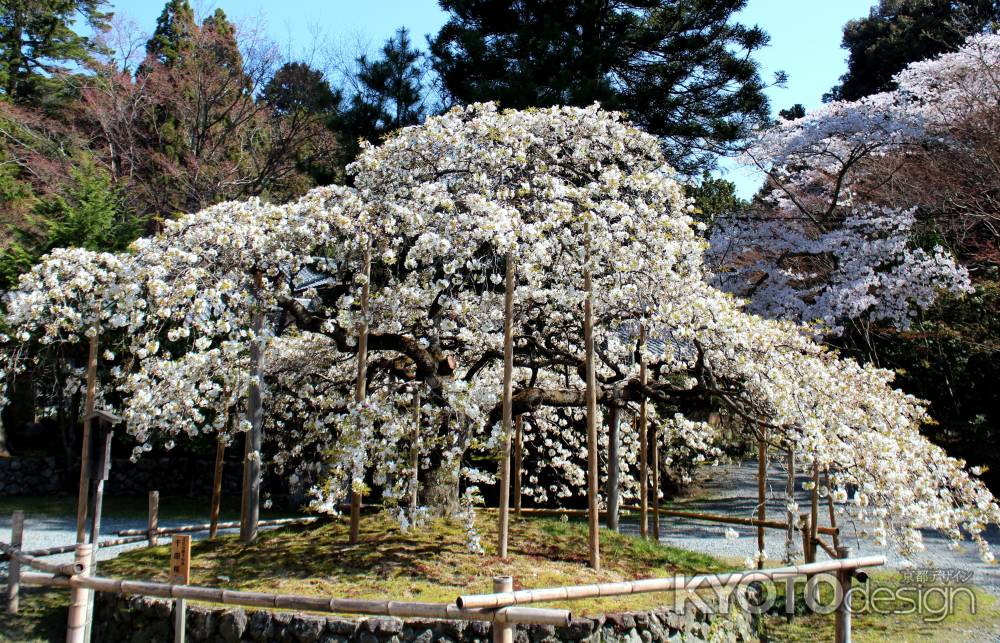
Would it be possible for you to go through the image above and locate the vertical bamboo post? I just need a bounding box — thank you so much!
[606,404,621,532]
[350,238,371,545]
[513,415,523,518]
[638,324,648,539]
[147,491,159,547]
[241,271,265,544]
[651,420,660,541]
[65,543,93,643]
[75,328,99,543]
[810,462,820,559]
[409,388,420,520]
[491,576,514,643]
[209,436,225,539]
[583,221,600,571]
[835,546,853,643]
[6,510,23,614]
[825,470,841,549]
[757,435,767,570]
[785,450,796,564]
[498,251,515,558]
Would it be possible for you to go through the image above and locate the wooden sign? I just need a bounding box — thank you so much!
[168,535,191,584]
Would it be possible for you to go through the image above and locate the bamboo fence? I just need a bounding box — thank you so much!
[456,555,886,609]
[115,516,317,538]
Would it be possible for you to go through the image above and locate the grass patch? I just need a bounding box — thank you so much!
[760,571,1000,642]
[102,511,727,616]
[0,587,68,643]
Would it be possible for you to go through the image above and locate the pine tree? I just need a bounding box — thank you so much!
[340,27,428,162]
[827,0,1000,101]
[430,0,775,174]
[0,0,111,104]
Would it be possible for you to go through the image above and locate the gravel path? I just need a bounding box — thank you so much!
[620,460,1000,596]
[0,511,242,572]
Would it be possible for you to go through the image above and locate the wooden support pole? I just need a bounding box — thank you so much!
[651,420,660,541]
[410,388,420,520]
[835,546,853,643]
[606,404,621,532]
[65,543,93,643]
[583,222,600,571]
[88,425,113,567]
[492,576,514,643]
[241,272,265,544]
[209,437,225,539]
[350,240,371,545]
[800,514,813,564]
[513,415,523,518]
[75,329,99,544]
[6,510,23,614]
[810,462,820,561]
[825,470,841,549]
[785,451,796,564]
[147,491,159,547]
[498,252,515,558]
[757,435,767,569]
[638,324,648,540]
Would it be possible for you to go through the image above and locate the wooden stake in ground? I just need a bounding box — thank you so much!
[651,419,660,541]
[784,450,795,563]
[240,271,266,544]
[65,543,93,643]
[513,415,523,518]
[638,324,649,539]
[7,510,23,614]
[606,403,621,532]
[825,470,841,549]
[757,434,768,570]
[497,252,516,558]
[492,576,514,643]
[583,222,600,570]
[75,327,99,544]
[209,435,226,539]
[349,239,371,545]
[147,491,160,547]
[810,462,820,558]
[410,388,420,521]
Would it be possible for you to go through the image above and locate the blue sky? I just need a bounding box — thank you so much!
[106,0,876,195]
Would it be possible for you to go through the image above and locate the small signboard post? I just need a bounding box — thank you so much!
[169,535,192,643]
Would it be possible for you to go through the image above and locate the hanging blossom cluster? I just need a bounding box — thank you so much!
[0,103,997,558]
[708,37,995,332]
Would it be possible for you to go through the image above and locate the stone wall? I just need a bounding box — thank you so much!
[0,455,248,498]
[94,593,757,642]
[0,457,64,495]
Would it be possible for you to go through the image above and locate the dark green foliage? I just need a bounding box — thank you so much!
[686,172,744,230]
[144,0,196,68]
[777,103,805,120]
[430,0,775,174]
[339,27,428,163]
[263,61,341,116]
[0,161,139,288]
[841,276,1000,489]
[0,0,111,104]
[827,0,1000,101]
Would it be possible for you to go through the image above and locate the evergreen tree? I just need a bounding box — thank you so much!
[0,0,111,104]
[263,61,340,116]
[827,0,1000,101]
[340,27,428,162]
[430,0,775,174]
[145,0,196,68]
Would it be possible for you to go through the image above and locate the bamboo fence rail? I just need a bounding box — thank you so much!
[16,570,571,626]
[456,555,886,609]
[115,516,317,538]
[619,505,839,536]
[0,540,84,576]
